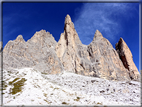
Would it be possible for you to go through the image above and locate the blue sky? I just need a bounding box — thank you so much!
[2,2,140,72]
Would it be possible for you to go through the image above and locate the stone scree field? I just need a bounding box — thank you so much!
[1,68,141,106]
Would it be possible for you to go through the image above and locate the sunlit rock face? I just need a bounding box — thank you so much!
[3,30,63,74]
[116,38,140,81]
[56,15,133,81]
[86,30,131,81]
[2,14,140,81]
[56,14,88,74]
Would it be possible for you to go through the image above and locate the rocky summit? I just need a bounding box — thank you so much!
[1,14,141,106]
[2,14,140,81]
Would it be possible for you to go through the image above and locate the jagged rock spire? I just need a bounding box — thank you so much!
[56,14,82,58]
[2,14,140,82]
[93,30,103,40]
[116,37,140,81]
[56,14,82,72]
[65,14,72,24]
[15,35,25,43]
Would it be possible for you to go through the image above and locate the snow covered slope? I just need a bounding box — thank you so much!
[2,68,141,106]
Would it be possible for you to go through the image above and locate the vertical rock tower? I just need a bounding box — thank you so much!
[116,38,140,81]
[87,30,131,81]
[2,14,140,81]
[55,14,139,81]
[56,14,83,72]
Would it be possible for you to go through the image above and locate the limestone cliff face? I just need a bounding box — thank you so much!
[3,35,31,68]
[2,14,140,81]
[55,15,132,81]
[3,30,63,74]
[56,14,84,73]
[116,38,140,81]
[87,30,130,80]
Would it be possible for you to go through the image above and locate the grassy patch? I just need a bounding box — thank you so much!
[33,84,37,88]
[62,102,68,105]
[41,72,48,75]
[9,78,20,85]
[53,87,59,90]
[62,89,66,93]
[15,72,19,75]
[7,71,12,73]
[68,93,74,96]
[44,99,50,104]
[10,78,27,95]
[50,85,53,88]
[51,81,58,84]
[44,93,47,97]
[33,84,41,88]
[97,102,103,105]
[74,97,80,101]
[2,81,8,90]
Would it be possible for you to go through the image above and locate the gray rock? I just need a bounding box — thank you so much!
[2,14,139,82]
[116,38,140,81]
[3,30,63,74]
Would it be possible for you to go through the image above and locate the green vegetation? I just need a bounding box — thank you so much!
[62,102,68,104]
[62,89,66,93]
[7,71,12,73]
[97,102,103,105]
[53,87,59,90]
[74,96,80,101]
[43,93,47,97]
[41,72,48,75]
[10,78,27,95]
[2,81,8,90]
[44,99,50,104]
[9,78,20,85]
[50,85,53,88]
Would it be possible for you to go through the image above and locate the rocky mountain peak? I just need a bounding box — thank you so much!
[27,30,57,48]
[65,14,72,24]
[93,29,103,40]
[116,38,140,81]
[56,14,83,72]
[119,37,124,41]
[116,37,126,50]
[15,35,25,43]
[31,30,48,39]
[2,14,140,82]
[56,14,82,54]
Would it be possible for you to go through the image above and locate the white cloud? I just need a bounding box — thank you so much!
[74,3,138,45]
